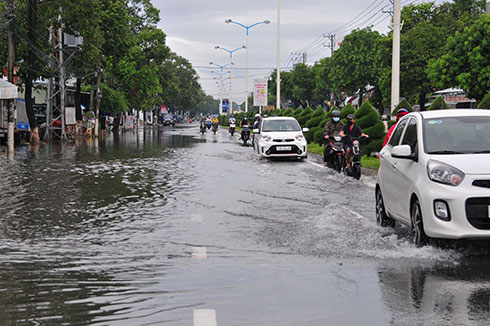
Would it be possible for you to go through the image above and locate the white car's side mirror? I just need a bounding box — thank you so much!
[302,128,309,133]
[391,145,412,158]
[253,129,259,133]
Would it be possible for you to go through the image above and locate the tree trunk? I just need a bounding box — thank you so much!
[113,113,121,133]
[419,91,426,112]
[26,0,39,144]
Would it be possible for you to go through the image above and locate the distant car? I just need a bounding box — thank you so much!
[376,109,490,247]
[253,117,308,159]
[163,113,176,126]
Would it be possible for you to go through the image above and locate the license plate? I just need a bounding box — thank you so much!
[276,146,291,151]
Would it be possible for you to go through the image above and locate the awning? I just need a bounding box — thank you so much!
[0,79,18,99]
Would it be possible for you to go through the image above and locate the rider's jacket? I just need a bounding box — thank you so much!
[323,120,344,139]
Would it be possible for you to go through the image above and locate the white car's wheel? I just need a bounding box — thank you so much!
[375,188,395,227]
[411,199,430,247]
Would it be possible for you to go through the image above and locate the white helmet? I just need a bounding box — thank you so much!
[255,114,261,118]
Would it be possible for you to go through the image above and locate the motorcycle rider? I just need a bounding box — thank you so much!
[340,114,369,170]
[323,110,344,167]
[229,114,236,125]
[240,117,251,140]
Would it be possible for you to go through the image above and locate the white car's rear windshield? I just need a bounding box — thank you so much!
[262,120,301,132]
[424,116,490,154]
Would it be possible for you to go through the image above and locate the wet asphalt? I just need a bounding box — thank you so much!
[0,124,489,326]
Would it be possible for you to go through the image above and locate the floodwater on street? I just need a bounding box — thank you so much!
[0,124,489,325]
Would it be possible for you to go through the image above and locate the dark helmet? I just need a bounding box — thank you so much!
[331,110,340,118]
[347,114,355,120]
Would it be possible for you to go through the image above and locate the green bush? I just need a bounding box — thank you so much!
[388,120,396,129]
[391,98,413,115]
[311,106,326,118]
[282,108,294,116]
[313,128,325,144]
[298,106,314,126]
[355,101,379,129]
[293,107,304,118]
[306,126,321,143]
[319,117,328,129]
[478,92,490,109]
[305,116,324,128]
[340,103,356,119]
[363,120,386,140]
[428,96,449,110]
[364,138,385,155]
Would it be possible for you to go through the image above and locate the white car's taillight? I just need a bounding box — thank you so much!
[427,160,465,186]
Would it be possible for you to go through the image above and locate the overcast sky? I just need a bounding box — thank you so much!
[152,0,426,104]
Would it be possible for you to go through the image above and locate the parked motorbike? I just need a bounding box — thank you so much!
[326,134,345,173]
[241,126,250,146]
[212,123,218,134]
[200,123,207,135]
[229,123,236,136]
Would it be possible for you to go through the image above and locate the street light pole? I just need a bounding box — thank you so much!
[225,19,270,112]
[215,46,245,115]
[391,0,401,114]
[277,0,281,111]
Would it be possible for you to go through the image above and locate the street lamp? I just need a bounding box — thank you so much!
[214,45,245,115]
[225,19,270,112]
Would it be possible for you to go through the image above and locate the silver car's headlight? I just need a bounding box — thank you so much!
[427,160,465,186]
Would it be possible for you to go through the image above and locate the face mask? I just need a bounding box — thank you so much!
[333,117,340,122]
[347,120,353,126]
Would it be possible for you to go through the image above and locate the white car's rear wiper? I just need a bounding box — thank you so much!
[428,150,464,154]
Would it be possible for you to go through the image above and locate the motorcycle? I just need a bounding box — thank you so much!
[344,137,364,180]
[200,123,207,135]
[212,123,218,134]
[241,125,250,146]
[229,123,236,136]
[326,134,345,173]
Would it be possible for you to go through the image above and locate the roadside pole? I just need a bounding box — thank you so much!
[7,0,15,157]
[94,69,102,137]
[276,0,281,111]
[487,1,490,14]
[391,0,401,114]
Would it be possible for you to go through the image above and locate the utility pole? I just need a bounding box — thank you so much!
[302,52,307,64]
[276,0,281,110]
[486,1,490,14]
[391,0,401,113]
[94,69,102,137]
[7,0,15,156]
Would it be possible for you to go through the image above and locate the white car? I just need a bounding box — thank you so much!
[253,117,309,159]
[376,109,490,246]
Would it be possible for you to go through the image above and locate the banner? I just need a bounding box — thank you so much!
[253,79,268,107]
[222,99,229,113]
[160,105,167,114]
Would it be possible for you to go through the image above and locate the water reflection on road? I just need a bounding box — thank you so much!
[0,125,489,325]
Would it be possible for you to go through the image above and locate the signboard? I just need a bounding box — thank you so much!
[253,79,268,107]
[160,105,167,114]
[65,107,76,125]
[222,99,229,113]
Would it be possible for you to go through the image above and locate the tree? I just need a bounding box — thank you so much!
[478,92,490,109]
[330,28,382,106]
[291,64,315,108]
[427,14,490,101]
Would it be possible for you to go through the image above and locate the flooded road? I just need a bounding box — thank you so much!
[0,125,489,325]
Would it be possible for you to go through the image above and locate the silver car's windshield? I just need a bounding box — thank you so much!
[262,120,301,132]
[424,116,490,154]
